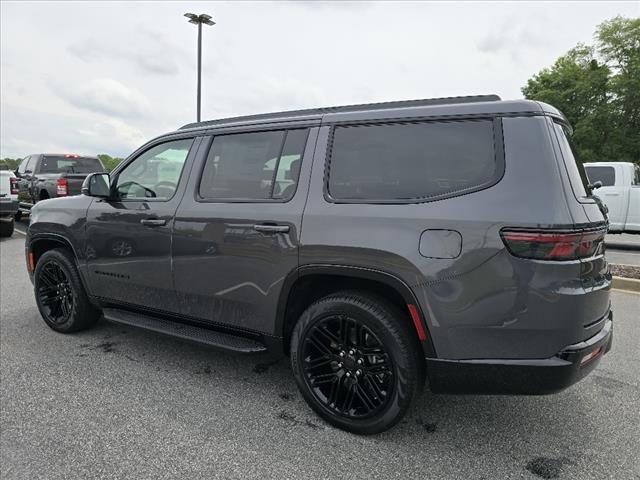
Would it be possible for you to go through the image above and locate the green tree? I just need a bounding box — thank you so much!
[522,16,640,164]
[98,154,124,172]
[0,158,21,171]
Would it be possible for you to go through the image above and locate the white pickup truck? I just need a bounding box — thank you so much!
[0,170,19,237]
[585,162,640,234]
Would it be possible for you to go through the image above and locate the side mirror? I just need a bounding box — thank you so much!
[82,172,111,198]
[588,180,603,190]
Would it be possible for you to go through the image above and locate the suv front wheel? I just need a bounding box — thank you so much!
[34,248,101,333]
[290,291,424,434]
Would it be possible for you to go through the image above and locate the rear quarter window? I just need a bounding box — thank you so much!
[327,119,500,202]
[585,166,616,187]
[552,123,591,199]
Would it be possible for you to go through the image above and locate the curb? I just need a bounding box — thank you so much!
[612,276,640,293]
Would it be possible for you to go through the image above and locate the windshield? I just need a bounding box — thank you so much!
[40,156,104,174]
[553,123,591,199]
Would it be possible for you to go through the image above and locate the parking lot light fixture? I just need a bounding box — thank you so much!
[184,13,215,122]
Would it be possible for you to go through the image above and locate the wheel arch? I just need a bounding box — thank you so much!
[29,233,78,266]
[28,233,95,301]
[276,264,436,357]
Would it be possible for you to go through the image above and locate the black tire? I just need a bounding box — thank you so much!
[290,291,424,434]
[0,218,14,237]
[34,248,101,333]
[14,210,22,222]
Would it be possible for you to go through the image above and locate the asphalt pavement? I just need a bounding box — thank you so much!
[1,229,639,479]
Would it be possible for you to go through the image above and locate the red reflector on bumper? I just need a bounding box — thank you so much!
[407,304,427,342]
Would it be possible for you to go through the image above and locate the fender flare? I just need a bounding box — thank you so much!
[275,263,436,357]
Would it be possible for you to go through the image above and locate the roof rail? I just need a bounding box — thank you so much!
[178,94,501,130]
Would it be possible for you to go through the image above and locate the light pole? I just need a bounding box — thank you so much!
[184,13,215,122]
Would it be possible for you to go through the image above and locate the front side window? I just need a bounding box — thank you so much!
[199,129,308,201]
[327,119,497,201]
[585,166,616,187]
[634,165,640,186]
[115,138,193,200]
[17,157,30,174]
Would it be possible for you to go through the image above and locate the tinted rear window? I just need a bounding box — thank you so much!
[327,119,497,201]
[585,166,616,187]
[39,156,104,174]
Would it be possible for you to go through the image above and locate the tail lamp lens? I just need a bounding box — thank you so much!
[56,178,69,196]
[10,177,19,194]
[500,228,606,261]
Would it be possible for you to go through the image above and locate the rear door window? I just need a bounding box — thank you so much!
[327,119,498,202]
[585,166,616,187]
[198,128,309,201]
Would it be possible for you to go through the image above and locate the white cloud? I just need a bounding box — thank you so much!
[55,78,151,118]
[1,0,638,158]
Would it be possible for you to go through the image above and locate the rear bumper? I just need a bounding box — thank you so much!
[426,312,613,395]
[0,199,19,217]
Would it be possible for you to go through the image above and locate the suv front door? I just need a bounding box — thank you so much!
[85,136,200,311]
[171,127,318,333]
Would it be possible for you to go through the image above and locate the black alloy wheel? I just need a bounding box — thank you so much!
[291,291,424,434]
[37,260,74,325]
[33,248,101,333]
[301,314,394,418]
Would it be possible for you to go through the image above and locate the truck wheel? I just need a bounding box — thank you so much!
[14,211,22,222]
[0,218,14,237]
[34,248,101,333]
[290,291,424,434]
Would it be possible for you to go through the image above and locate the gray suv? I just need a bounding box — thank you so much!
[26,95,613,434]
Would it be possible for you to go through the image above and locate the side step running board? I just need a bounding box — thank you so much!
[102,308,267,353]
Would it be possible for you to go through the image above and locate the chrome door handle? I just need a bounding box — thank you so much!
[253,224,290,233]
[140,218,166,227]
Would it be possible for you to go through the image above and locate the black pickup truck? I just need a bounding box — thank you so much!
[14,154,106,217]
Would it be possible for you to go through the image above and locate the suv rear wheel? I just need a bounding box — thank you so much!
[34,248,101,333]
[290,291,424,434]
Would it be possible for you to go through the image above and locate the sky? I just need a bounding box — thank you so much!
[1,1,638,159]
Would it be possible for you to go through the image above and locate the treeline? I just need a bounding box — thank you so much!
[522,16,639,164]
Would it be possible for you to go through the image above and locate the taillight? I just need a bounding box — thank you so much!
[10,177,19,194]
[56,178,69,196]
[500,228,606,261]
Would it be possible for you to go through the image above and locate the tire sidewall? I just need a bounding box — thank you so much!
[34,250,84,332]
[291,295,419,434]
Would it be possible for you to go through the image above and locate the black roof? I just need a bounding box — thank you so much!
[179,94,502,131]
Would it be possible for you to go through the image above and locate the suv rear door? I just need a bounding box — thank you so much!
[84,136,201,312]
[171,126,318,333]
